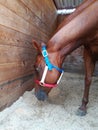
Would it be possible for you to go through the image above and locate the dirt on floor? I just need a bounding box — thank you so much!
[0,72,98,130]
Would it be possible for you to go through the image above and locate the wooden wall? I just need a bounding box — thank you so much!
[0,0,57,111]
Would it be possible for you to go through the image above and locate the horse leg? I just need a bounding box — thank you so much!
[77,47,96,116]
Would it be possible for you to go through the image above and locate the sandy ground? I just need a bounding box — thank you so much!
[0,72,98,130]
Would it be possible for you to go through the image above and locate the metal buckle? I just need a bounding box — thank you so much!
[42,50,48,57]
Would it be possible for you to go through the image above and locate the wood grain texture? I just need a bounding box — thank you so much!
[0,75,34,111]
[0,0,57,110]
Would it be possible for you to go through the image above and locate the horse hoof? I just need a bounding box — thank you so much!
[76,108,87,116]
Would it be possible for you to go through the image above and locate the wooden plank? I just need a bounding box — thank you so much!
[0,61,34,84]
[0,44,35,64]
[20,0,43,21]
[33,0,57,34]
[0,74,34,96]
[0,76,34,111]
[0,0,51,36]
[44,0,56,10]
[0,25,43,47]
[38,0,57,37]
[0,4,49,41]
[42,0,57,19]
[20,0,57,34]
[0,0,58,111]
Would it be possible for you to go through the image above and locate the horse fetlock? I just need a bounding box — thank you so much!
[82,98,88,105]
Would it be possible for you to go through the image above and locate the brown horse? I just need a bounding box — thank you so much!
[32,0,98,116]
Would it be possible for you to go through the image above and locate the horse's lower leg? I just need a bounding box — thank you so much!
[76,48,95,116]
[77,77,91,116]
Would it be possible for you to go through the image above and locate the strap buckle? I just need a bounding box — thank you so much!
[42,50,48,57]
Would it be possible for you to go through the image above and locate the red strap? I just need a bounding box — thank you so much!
[35,80,57,88]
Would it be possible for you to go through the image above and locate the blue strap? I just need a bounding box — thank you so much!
[42,45,64,73]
